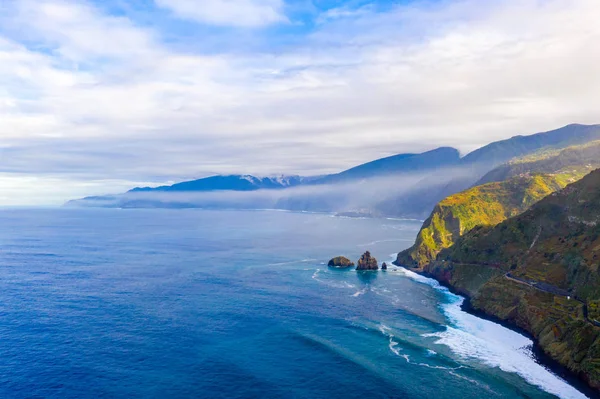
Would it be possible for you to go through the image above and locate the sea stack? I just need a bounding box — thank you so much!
[381,262,388,270]
[328,256,355,268]
[356,251,378,271]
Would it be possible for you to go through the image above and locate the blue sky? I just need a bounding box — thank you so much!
[0,0,599,204]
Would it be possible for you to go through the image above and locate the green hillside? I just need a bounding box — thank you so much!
[396,141,600,268]
[396,174,576,268]
[428,169,600,390]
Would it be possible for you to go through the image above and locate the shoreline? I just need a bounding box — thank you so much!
[395,263,598,398]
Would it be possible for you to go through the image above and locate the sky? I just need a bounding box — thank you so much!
[1,0,600,205]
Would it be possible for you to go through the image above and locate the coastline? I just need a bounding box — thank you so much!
[394,263,597,398]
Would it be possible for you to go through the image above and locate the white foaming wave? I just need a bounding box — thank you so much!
[312,269,321,280]
[268,258,317,266]
[352,287,369,297]
[357,238,413,247]
[377,323,463,371]
[311,268,356,289]
[394,266,588,399]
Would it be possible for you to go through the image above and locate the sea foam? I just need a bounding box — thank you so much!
[396,267,588,399]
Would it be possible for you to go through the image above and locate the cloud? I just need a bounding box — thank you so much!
[1,0,600,204]
[154,0,287,27]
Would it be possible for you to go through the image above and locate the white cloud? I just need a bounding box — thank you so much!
[1,0,600,204]
[154,0,287,27]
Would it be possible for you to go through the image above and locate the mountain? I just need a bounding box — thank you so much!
[313,147,460,184]
[387,124,600,218]
[66,147,463,209]
[460,123,600,167]
[396,174,573,267]
[478,140,600,185]
[130,175,307,193]
[397,140,600,266]
[405,169,600,391]
[67,123,600,216]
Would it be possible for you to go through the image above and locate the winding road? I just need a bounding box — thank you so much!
[505,273,600,327]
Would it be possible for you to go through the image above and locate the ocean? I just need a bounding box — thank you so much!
[0,208,589,398]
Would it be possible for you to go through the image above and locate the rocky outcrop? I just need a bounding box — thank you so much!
[382,262,388,270]
[357,251,378,271]
[328,256,355,268]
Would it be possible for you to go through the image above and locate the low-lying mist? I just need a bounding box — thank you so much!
[70,165,486,218]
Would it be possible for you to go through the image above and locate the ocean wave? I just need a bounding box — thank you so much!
[267,258,317,266]
[381,325,464,371]
[357,238,413,247]
[352,287,369,297]
[311,268,356,289]
[395,266,588,399]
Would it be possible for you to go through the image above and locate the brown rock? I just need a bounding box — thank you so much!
[357,251,378,271]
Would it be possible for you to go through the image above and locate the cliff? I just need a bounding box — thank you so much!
[427,169,600,390]
[396,174,573,268]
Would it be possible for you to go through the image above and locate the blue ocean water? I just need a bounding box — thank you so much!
[0,208,588,398]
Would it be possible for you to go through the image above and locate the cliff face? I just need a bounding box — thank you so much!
[396,174,571,268]
[429,169,600,390]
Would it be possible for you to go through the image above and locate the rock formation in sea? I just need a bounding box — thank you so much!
[381,262,388,270]
[356,251,378,271]
[328,256,355,268]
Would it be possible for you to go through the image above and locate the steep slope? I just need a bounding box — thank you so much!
[397,140,600,265]
[425,169,600,390]
[396,174,574,268]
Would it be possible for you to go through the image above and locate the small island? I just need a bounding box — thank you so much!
[328,256,355,268]
[356,251,378,271]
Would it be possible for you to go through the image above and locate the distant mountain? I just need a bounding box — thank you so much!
[67,123,600,216]
[423,169,600,391]
[66,147,463,209]
[313,147,460,184]
[129,175,308,193]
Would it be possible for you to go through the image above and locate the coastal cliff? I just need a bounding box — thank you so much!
[398,169,600,390]
[396,174,570,268]
[397,140,600,269]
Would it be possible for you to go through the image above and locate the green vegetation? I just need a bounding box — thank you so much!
[396,174,575,267]
[432,169,600,390]
[397,140,600,269]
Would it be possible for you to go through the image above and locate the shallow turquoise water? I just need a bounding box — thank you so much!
[0,209,588,398]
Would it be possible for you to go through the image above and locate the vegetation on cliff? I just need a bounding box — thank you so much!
[433,169,600,390]
[396,174,574,268]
